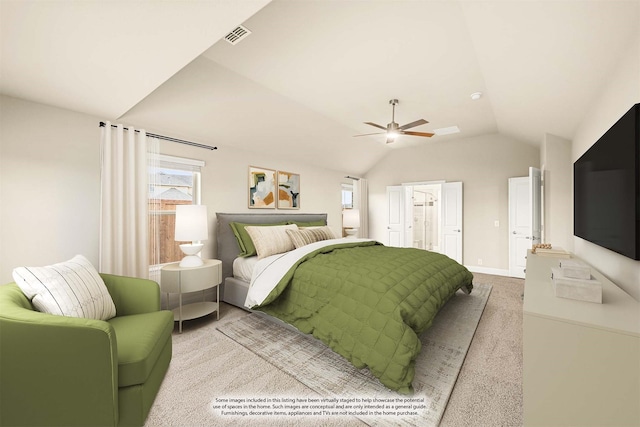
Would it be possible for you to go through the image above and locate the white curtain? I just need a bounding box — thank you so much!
[100,122,159,278]
[148,147,161,271]
[354,178,369,238]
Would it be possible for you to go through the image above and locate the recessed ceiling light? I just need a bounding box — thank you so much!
[470,92,483,101]
[434,126,461,135]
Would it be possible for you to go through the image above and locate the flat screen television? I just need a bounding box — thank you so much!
[574,103,639,260]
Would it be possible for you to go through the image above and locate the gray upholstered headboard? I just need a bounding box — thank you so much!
[215,212,328,282]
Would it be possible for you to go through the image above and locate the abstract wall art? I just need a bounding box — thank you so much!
[277,170,300,209]
[248,166,276,209]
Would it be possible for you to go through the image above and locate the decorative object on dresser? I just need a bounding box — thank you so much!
[548,251,602,303]
[531,245,570,258]
[558,258,591,280]
[175,204,208,267]
[248,166,276,208]
[551,267,602,304]
[277,170,300,209]
[342,208,360,237]
[160,259,222,333]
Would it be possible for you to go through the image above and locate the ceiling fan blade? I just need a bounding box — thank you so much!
[398,119,428,131]
[401,130,435,138]
[353,132,385,137]
[364,122,387,130]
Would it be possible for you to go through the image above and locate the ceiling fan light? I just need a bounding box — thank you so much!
[387,131,399,139]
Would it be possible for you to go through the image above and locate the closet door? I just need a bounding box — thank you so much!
[441,182,463,264]
[386,186,405,247]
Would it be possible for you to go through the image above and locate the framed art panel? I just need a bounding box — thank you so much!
[248,166,276,209]
[277,170,300,209]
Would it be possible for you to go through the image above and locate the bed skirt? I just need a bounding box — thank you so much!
[222,277,251,310]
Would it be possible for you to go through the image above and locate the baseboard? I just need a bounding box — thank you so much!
[465,265,511,277]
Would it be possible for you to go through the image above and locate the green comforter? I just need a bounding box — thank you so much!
[254,241,473,394]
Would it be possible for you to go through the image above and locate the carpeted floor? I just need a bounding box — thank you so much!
[145,273,524,427]
[439,273,524,427]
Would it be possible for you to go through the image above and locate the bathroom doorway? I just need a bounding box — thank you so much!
[412,184,441,251]
[387,181,463,263]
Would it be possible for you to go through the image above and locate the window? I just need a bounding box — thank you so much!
[342,183,354,209]
[148,155,204,266]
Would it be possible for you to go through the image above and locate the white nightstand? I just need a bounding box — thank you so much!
[160,259,222,333]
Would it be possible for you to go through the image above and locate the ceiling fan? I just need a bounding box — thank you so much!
[354,99,434,144]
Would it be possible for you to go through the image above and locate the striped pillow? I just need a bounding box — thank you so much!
[245,224,298,259]
[286,226,336,248]
[12,255,116,320]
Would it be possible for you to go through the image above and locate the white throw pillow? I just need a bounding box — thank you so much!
[12,255,116,320]
[245,224,298,259]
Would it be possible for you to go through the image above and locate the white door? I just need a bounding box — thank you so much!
[509,167,541,278]
[403,185,414,248]
[386,186,404,247]
[530,167,542,246]
[441,182,463,263]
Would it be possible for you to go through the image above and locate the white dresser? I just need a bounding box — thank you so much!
[523,250,640,426]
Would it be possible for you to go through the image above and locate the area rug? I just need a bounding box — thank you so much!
[216,283,491,427]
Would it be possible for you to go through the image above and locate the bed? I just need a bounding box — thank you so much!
[215,212,473,394]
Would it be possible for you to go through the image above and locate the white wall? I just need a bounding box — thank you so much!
[571,30,640,300]
[0,96,102,283]
[364,133,540,273]
[0,95,349,284]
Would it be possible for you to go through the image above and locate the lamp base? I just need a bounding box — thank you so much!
[344,228,359,238]
[179,243,204,267]
[179,255,204,268]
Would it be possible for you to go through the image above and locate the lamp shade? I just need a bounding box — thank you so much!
[175,205,208,242]
[342,209,360,228]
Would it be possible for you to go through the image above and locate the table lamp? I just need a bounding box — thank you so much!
[342,209,360,238]
[175,204,208,267]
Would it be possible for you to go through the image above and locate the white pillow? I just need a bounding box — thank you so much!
[12,255,116,320]
[245,224,298,259]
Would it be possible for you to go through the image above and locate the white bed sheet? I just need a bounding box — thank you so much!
[232,256,258,283]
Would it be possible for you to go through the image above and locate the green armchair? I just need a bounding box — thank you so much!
[0,274,173,426]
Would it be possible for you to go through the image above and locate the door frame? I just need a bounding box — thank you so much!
[508,167,541,278]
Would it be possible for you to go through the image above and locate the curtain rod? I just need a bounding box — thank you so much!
[99,122,217,151]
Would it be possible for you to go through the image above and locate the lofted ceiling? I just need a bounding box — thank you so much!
[2,1,639,175]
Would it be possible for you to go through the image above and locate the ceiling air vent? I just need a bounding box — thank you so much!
[224,25,251,45]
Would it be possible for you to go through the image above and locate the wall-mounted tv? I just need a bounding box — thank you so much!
[574,103,639,260]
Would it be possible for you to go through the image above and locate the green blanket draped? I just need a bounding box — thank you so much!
[254,242,473,394]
